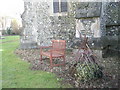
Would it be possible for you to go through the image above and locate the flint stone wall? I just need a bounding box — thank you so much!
[20,1,77,49]
[75,2,102,48]
[20,1,120,51]
[75,2,120,50]
[101,2,120,51]
[75,2,102,18]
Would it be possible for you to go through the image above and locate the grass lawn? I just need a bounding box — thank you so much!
[1,36,71,88]
[0,35,19,43]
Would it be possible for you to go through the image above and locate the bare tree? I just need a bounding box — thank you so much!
[10,19,20,35]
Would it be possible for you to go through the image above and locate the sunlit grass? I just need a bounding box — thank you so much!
[0,35,19,43]
[1,36,71,88]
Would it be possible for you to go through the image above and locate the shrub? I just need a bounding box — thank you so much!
[7,27,12,35]
[76,63,103,82]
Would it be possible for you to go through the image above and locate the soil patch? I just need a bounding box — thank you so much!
[15,48,119,88]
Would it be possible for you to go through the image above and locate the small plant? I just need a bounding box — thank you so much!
[69,35,103,84]
[76,63,103,82]
[6,27,13,35]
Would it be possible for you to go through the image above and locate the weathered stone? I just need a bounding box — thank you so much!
[76,17,100,38]
[106,26,119,36]
[20,1,77,48]
[20,0,120,52]
[106,2,120,25]
[75,2,102,18]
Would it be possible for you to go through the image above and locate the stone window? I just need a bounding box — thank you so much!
[53,0,68,14]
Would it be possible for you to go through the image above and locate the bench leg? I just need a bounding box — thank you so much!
[50,57,53,68]
[40,55,42,61]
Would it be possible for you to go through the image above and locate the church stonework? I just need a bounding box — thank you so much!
[76,18,100,38]
[20,1,120,50]
[20,1,77,49]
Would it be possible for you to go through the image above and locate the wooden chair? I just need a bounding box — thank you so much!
[40,40,66,68]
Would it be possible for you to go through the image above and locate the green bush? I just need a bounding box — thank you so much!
[7,28,11,35]
[76,63,103,82]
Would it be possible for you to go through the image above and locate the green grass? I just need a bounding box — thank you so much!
[1,36,71,88]
[0,35,19,43]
